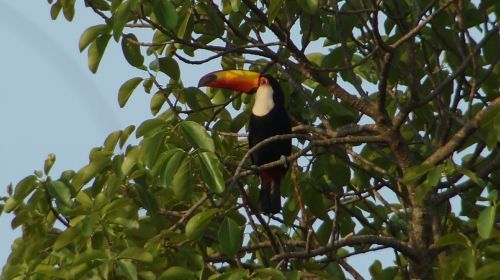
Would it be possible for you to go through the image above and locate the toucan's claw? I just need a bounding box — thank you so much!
[280,155,288,169]
[251,165,260,175]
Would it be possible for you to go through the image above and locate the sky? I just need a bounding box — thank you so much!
[0,1,393,278]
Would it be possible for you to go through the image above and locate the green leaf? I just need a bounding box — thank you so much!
[185,208,218,240]
[482,20,499,59]
[47,180,72,207]
[150,92,166,115]
[139,132,165,168]
[298,0,319,15]
[103,130,122,153]
[177,8,191,38]
[118,247,153,263]
[60,170,76,181]
[473,262,500,280]
[230,111,250,132]
[72,157,110,191]
[118,77,143,108]
[426,165,443,187]
[218,217,243,257]
[11,209,29,229]
[479,104,500,129]
[53,224,81,250]
[402,164,433,185]
[255,268,286,280]
[415,184,432,204]
[370,260,382,277]
[112,2,130,41]
[136,118,166,138]
[143,78,154,93]
[488,189,499,201]
[306,52,324,66]
[208,269,249,280]
[51,2,62,20]
[129,0,140,10]
[139,271,156,280]
[197,152,225,194]
[3,197,18,213]
[460,248,476,277]
[121,146,140,176]
[149,58,160,72]
[160,149,187,187]
[79,24,109,52]
[158,57,180,80]
[86,0,110,10]
[152,0,178,29]
[229,0,240,12]
[62,1,75,21]
[459,167,486,186]
[73,249,107,265]
[44,153,56,175]
[268,0,283,23]
[112,217,139,229]
[13,175,37,201]
[494,112,500,141]
[120,125,136,148]
[436,250,462,279]
[172,157,193,200]
[121,33,144,68]
[311,154,350,191]
[118,259,138,280]
[416,165,444,203]
[286,270,301,280]
[159,266,196,280]
[88,33,111,73]
[183,87,213,111]
[318,99,358,128]
[75,191,93,210]
[477,205,496,239]
[179,121,215,152]
[432,232,472,248]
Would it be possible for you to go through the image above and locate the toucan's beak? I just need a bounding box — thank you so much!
[198,70,260,94]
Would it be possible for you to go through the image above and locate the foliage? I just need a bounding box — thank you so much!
[2,0,500,279]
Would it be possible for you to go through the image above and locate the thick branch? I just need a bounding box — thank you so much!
[230,133,385,183]
[271,235,417,262]
[423,97,500,166]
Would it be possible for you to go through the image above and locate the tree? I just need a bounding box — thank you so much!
[2,0,499,279]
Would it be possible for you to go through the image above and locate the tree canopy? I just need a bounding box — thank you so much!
[2,0,499,279]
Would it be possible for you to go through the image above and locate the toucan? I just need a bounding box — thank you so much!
[198,70,292,214]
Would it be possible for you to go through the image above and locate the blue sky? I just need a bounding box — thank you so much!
[0,1,392,277]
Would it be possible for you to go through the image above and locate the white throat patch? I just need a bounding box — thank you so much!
[252,85,275,116]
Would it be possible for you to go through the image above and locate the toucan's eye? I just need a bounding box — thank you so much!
[260,78,268,85]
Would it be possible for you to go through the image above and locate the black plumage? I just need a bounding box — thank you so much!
[248,75,291,214]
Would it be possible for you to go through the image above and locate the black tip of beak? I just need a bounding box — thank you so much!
[198,74,217,87]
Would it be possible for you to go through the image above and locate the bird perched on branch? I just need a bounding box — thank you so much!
[199,70,292,214]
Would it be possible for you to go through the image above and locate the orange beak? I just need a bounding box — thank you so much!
[198,70,260,94]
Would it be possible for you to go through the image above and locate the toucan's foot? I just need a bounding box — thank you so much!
[280,155,288,169]
[251,165,260,175]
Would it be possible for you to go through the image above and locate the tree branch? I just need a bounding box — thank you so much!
[389,0,455,49]
[423,97,500,166]
[271,235,417,262]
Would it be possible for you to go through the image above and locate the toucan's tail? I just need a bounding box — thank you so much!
[259,177,282,215]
